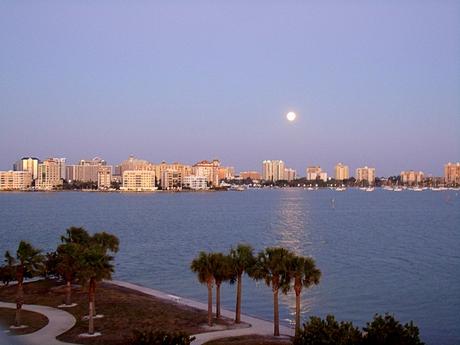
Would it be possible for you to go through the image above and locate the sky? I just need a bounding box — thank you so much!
[1,1,459,176]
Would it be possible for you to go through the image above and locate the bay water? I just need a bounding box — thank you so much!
[0,189,459,344]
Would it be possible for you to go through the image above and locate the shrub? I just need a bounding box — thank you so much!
[293,314,363,345]
[130,329,196,345]
[362,314,424,345]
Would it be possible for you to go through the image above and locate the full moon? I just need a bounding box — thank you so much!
[286,112,296,122]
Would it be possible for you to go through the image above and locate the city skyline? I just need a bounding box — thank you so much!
[1,2,459,176]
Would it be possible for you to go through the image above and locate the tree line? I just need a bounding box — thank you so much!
[190,244,321,336]
[0,227,119,336]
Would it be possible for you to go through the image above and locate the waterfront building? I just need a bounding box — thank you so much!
[13,157,40,180]
[183,175,208,190]
[155,162,191,186]
[121,170,156,192]
[444,162,460,185]
[218,166,235,181]
[97,165,112,190]
[400,170,424,185]
[335,163,350,180]
[0,171,33,190]
[284,168,297,181]
[239,171,262,180]
[356,166,376,184]
[36,158,63,190]
[66,157,107,182]
[119,155,154,176]
[262,160,285,181]
[192,159,220,187]
[161,169,182,190]
[306,166,327,181]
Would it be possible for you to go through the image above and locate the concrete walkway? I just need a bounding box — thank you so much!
[108,280,294,345]
[0,302,76,345]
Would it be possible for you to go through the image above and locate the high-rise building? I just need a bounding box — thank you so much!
[262,160,285,181]
[239,171,262,180]
[36,158,63,190]
[161,169,182,190]
[66,157,106,182]
[400,170,424,185]
[154,162,191,186]
[121,170,156,192]
[97,166,112,190]
[182,175,208,190]
[444,162,460,185]
[218,166,235,181]
[0,171,33,190]
[119,155,154,177]
[192,159,220,186]
[356,166,376,184]
[306,166,327,181]
[335,163,349,180]
[13,157,40,180]
[284,168,297,181]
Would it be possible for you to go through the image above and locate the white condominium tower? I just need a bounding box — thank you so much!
[262,160,285,181]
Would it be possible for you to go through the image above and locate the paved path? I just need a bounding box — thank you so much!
[0,302,76,345]
[108,280,294,345]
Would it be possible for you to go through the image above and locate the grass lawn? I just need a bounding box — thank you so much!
[0,307,49,335]
[203,335,293,345]
[0,279,239,345]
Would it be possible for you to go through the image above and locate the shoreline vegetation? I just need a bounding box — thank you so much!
[0,228,426,345]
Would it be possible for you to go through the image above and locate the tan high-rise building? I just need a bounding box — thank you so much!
[306,166,328,181]
[161,169,182,190]
[218,166,235,181]
[444,162,460,185]
[284,168,297,181]
[192,159,220,187]
[119,155,154,176]
[121,170,156,192]
[97,166,112,190]
[66,157,107,182]
[239,171,262,180]
[0,171,33,190]
[262,160,285,181]
[36,158,63,190]
[14,157,40,180]
[400,170,424,185]
[335,163,350,180]
[154,162,191,186]
[356,166,376,184]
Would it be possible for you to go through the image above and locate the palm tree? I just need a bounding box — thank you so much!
[251,247,294,336]
[287,255,321,334]
[61,226,91,245]
[56,242,80,306]
[210,253,233,319]
[229,244,256,323]
[4,241,44,327]
[190,251,217,326]
[76,231,119,335]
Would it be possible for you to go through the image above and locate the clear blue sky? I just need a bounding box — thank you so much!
[1,1,459,176]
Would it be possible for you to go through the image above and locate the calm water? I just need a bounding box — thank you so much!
[0,190,459,344]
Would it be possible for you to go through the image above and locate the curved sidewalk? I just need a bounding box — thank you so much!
[0,302,76,345]
[108,280,294,345]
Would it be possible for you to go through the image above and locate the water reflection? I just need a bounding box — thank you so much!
[272,189,317,326]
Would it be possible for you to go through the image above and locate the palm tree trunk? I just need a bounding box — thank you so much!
[65,280,71,306]
[207,281,213,327]
[15,279,23,327]
[235,273,242,323]
[88,278,95,334]
[273,287,280,336]
[216,282,221,319]
[295,291,301,335]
